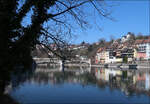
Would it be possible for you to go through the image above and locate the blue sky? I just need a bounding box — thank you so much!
[72,0,150,44]
[22,0,149,44]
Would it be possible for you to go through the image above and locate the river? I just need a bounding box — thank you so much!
[5,65,150,104]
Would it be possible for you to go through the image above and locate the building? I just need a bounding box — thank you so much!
[105,49,116,63]
[95,48,106,64]
[133,48,138,58]
[96,46,123,63]
[135,39,150,60]
[121,33,132,43]
[121,47,134,62]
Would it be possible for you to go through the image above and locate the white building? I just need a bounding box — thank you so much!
[121,33,132,43]
[136,39,150,60]
[105,51,116,63]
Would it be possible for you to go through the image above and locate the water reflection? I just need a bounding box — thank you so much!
[95,68,150,96]
[26,65,94,87]
[4,65,150,103]
[3,63,36,94]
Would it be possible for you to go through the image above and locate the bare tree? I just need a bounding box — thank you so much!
[0,0,113,68]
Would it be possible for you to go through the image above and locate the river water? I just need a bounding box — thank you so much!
[6,65,150,104]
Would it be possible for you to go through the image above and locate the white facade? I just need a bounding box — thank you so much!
[105,51,116,63]
[137,43,150,59]
[126,34,131,39]
[105,69,122,81]
[121,34,132,43]
[146,43,150,59]
[121,36,127,43]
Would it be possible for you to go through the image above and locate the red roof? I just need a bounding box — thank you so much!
[135,39,144,44]
[135,39,150,44]
[143,39,150,43]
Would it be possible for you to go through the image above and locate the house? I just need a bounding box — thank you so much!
[69,43,89,50]
[95,48,106,64]
[135,39,150,60]
[121,47,134,62]
[105,48,116,63]
[121,36,127,43]
[121,33,132,43]
[133,48,138,58]
[95,46,115,64]
[96,43,123,63]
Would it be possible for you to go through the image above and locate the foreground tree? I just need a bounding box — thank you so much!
[0,0,113,68]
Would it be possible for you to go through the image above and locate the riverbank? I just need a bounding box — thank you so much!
[37,62,150,69]
[91,63,150,70]
[34,58,150,70]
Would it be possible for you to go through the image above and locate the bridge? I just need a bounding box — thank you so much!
[33,58,91,66]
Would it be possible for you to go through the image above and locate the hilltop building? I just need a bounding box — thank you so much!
[121,33,132,43]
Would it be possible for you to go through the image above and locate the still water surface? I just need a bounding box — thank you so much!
[8,66,150,104]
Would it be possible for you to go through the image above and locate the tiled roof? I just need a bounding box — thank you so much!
[135,39,150,44]
[135,39,144,44]
[143,39,150,43]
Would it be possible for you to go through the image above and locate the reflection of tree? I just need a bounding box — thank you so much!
[30,71,97,86]
[0,63,36,95]
[97,80,107,89]
[25,68,149,97]
[79,73,96,85]
[0,70,10,94]
[0,63,36,104]
[33,72,50,85]
[11,66,36,90]
[11,68,150,97]
[2,67,150,99]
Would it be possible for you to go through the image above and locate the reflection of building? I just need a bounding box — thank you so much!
[7,65,150,101]
[145,73,150,90]
[95,68,105,80]
[133,72,150,91]
[95,68,150,92]
[95,68,122,81]
[105,69,122,81]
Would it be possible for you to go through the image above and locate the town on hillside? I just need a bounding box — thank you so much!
[33,32,150,64]
[95,33,150,64]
